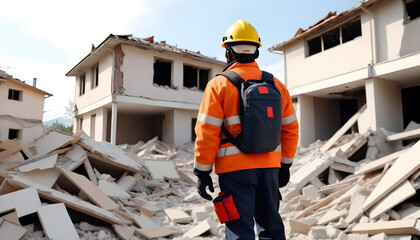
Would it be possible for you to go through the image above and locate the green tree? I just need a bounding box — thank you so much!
[48,120,73,134]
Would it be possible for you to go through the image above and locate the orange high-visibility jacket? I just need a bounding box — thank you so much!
[194,61,299,174]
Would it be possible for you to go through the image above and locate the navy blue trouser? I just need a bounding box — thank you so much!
[218,168,285,240]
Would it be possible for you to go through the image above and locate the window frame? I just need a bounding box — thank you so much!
[79,74,86,96]
[8,128,21,140]
[404,0,420,23]
[91,65,99,89]
[8,89,23,101]
[183,64,210,91]
[305,16,362,57]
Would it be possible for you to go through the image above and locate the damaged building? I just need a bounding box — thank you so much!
[269,0,420,148]
[65,35,225,147]
[0,70,52,143]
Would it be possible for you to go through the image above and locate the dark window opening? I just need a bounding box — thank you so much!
[153,59,172,87]
[308,37,322,56]
[191,118,197,142]
[183,65,198,88]
[183,65,209,91]
[92,66,99,88]
[199,69,209,91]
[292,98,298,103]
[8,89,22,101]
[402,86,420,128]
[405,0,420,21]
[306,16,362,56]
[342,18,362,43]
[8,129,20,140]
[322,28,340,50]
[79,75,86,95]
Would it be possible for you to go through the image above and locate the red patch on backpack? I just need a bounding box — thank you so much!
[267,107,273,118]
[258,87,269,94]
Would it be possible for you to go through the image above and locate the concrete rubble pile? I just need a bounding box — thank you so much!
[0,130,223,240]
[281,119,420,240]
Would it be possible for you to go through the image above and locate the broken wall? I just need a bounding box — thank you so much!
[163,109,198,147]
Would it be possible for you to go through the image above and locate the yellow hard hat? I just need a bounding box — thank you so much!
[221,20,262,48]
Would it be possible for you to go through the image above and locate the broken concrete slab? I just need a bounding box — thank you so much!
[386,128,420,142]
[98,180,130,199]
[133,197,162,217]
[165,208,193,224]
[351,219,420,235]
[183,218,218,238]
[133,213,161,230]
[331,162,355,174]
[0,151,24,163]
[58,167,119,211]
[0,220,27,240]
[0,179,19,195]
[37,203,79,240]
[399,204,420,219]
[116,175,136,192]
[112,224,135,240]
[345,192,367,224]
[354,148,409,176]
[17,153,57,173]
[317,209,348,225]
[56,144,87,171]
[290,155,334,190]
[302,184,321,201]
[78,137,147,173]
[135,227,175,239]
[144,160,180,180]
[363,141,420,211]
[34,130,80,155]
[0,187,41,217]
[320,104,367,153]
[17,168,61,188]
[0,140,23,159]
[2,211,19,225]
[7,174,125,225]
[146,188,178,199]
[289,219,311,235]
[368,180,416,219]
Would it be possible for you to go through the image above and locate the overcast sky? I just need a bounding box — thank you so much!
[0,0,360,121]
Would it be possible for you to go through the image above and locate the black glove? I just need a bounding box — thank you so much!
[194,168,214,201]
[278,163,292,188]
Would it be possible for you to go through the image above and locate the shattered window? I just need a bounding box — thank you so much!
[79,74,86,95]
[8,129,21,140]
[306,16,362,56]
[183,65,210,91]
[153,58,172,87]
[405,0,420,21]
[8,89,22,101]
[342,18,362,43]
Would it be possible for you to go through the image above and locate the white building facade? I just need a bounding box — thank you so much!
[270,0,420,147]
[66,35,225,147]
[0,71,52,143]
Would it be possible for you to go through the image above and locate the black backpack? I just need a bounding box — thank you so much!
[218,71,282,154]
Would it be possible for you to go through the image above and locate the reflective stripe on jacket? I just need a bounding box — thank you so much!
[194,61,299,174]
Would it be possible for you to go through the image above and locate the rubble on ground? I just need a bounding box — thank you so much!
[0,120,419,239]
[0,130,222,240]
[281,119,420,240]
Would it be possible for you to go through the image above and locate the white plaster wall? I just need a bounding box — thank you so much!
[173,108,198,147]
[0,80,45,120]
[163,110,175,145]
[285,14,372,89]
[373,0,420,62]
[75,53,113,110]
[0,119,43,143]
[296,95,316,147]
[365,78,403,132]
[121,45,225,105]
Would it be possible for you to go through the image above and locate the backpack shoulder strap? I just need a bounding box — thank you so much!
[261,71,275,85]
[216,71,244,90]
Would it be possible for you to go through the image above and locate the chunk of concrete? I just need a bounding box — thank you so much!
[302,184,321,201]
[0,187,41,217]
[289,219,311,235]
[112,225,135,240]
[183,218,218,238]
[0,220,27,240]
[37,203,79,240]
[164,208,193,224]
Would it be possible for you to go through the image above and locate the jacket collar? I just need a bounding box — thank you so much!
[226,61,259,71]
